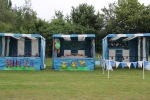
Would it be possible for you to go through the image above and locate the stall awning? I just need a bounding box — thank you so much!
[53,34,95,41]
[0,33,43,39]
[123,37,136,41]
[107,33,150,38]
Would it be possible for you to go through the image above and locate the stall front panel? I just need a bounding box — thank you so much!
[52,34,96,71]
[0,33,46,70]
[0,57,41,70]
[53,58,95,71]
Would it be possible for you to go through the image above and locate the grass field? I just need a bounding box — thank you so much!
[0,58,150,100]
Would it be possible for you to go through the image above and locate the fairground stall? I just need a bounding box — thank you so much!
[102,33,150,71]
[52,34,96,71]
[0,33,46,70]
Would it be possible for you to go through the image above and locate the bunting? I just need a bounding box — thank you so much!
[107,60,112,70]
[115,61,120,68]
[144,62,150,70]
[143,61,149,68]
[126,62,131,69]
[105,60,109,69]
[110,61,115,66]
[103,59,148,70]
[105,60,110,70]
[121,62,126,69]
[138,61,143,68]
[132,62,137,68]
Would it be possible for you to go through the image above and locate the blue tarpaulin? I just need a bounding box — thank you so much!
[52,34,96,71]
[0,33,46,70]
[102,33,150,68]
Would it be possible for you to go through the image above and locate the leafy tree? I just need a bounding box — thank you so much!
[54,10,64,19]
[8,0,12,8]
[8,0,37,33]
[115,0,145,33]
[101,3,116,34]
[0,0,14,32]
[71,3,103,32]
[102,0,150,34]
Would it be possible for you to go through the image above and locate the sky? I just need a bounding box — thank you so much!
[11,0,150,21]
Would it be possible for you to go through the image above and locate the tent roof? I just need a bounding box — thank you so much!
[104,33,150,38]
[0,33,45,40]
[53,34,95,38]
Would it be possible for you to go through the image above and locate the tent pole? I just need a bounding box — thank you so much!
[101,58,105,74]
[108,69,109,79]
[143,62,145,79]
[102,58,105,74]
[98,54,100,68]
[102,68,104,74]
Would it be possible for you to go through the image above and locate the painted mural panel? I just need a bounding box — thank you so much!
[0,57,41,70]
[53,58,94,71]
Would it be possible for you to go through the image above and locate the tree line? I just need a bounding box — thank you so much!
[1,0,150,57]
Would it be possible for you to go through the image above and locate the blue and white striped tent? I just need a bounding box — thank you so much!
[0,33,46,70]
[52,34,96,71]
[102,33,150,69]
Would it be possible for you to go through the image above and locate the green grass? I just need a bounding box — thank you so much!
[0,58,150,100]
